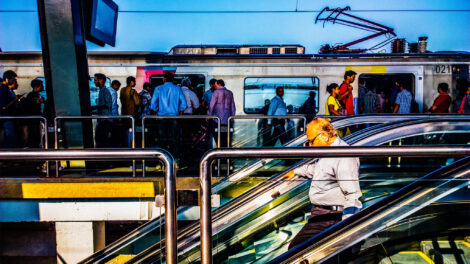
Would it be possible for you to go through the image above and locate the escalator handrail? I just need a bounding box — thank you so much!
[270,156,470,264]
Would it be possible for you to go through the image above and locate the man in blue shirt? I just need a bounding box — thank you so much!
[266,87,288,146]
[149,72,187,156]
[150,72,187,116]
[393,81,413,114]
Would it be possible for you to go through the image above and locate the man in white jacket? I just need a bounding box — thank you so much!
[285,118,362,249]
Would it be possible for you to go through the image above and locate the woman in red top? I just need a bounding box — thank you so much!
[429,83,452,113]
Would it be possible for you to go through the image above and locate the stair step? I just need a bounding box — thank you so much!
[421,240,470,264]
[378,251,434,264]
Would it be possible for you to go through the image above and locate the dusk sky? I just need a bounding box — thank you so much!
[1,0,469,53]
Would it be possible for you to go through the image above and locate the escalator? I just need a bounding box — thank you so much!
[80,116,470,264]
[270,156,470,264]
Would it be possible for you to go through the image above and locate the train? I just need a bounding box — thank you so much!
[1,44,469,116]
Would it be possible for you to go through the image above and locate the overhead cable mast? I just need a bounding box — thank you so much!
[315,6,397,53]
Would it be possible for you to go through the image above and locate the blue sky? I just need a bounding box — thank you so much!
[0,0,469,53]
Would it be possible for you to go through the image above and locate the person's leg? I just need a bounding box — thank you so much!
[288,206,343,250]
[3,121,17,148]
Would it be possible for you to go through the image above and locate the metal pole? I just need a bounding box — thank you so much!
[199,146,470,264]
[0,149,177,264]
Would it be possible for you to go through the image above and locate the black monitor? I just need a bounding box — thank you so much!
[85,0,118,47]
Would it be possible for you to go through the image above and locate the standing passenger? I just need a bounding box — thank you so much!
[266,87,288,146]
[325,83,344,116]
[393,81,413,114]
[22,79,45,148]
[285,118,361,249]
[120,76,140,119]
[181,77,200,114]
[139,82,152,118]
[457,82,470,114]
[363,86,380,114]
[429,83,451,113]
[338,70,356,115]
[93,73,113,147]
[150,72,187,154]
[357,79,366,114]
[209,79,236,147]
[0,70,19,148]
[299,91,317,123]
[202,78,217,113]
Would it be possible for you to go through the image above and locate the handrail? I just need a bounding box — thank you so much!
[227,115,306,148]
[199,146,470,264]
[0,149,177,264]
[0,116,48,149]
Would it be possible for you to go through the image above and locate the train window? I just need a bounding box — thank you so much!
[150,74,205,100]
[244,77,319,114]
[89,77,111,107]
[359,73,417,113]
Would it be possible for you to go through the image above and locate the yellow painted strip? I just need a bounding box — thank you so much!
[400,251,434,264]
[345,65,387,74]
[60,160,86,168]
[21,182,155,198]
[106,254,135,264]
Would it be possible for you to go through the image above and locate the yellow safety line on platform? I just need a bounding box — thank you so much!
[399,251,434,264]
[21,182,155,198]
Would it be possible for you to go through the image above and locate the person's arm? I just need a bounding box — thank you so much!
[230,92,236,116]
[393,104,399,113]
[149,88,158,113]
[337,84,352,101]
[328,104,341,116]
[336,158,362,219]
[284,160,317,180]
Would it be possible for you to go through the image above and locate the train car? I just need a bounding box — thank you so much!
[1,45,469,116]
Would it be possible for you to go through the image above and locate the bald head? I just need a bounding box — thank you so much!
[306,118,337,146]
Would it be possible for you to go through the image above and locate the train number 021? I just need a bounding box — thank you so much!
[435,65,452,74]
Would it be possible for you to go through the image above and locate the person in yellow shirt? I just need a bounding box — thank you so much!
[325,83,343,116]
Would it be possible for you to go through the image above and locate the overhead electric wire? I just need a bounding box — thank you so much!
[1,9,469,13]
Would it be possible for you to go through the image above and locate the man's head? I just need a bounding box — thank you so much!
[215,79,225,89]
[306,118,337,147]
[3,70,17,88]
[163,72,174,83]
[126,76,136,87]
[437,82,449,94]
[31,79,44,92]
[143,82,151,91]
[209,78,217,90]
[181,77,191,87]
[276,86,284,97]
[94,73,106,88]
[396,81,405,91]
[344,70,356,84]
[111,80,121,91]
[359,79,365,86]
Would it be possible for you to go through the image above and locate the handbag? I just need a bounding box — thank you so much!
[335,98,347,115]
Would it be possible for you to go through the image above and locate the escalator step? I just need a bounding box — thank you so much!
[105,254,135,264]
[378,251,434,264]
[421,240,470,264]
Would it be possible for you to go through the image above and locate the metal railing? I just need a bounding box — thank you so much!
[0,116,48,149]
[0,149,178,264]
[228,115,306,148]
[199,146,470,264]
[54,115,136,177]
[142,115,221,176]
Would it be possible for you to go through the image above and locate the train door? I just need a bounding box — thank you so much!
[359,73,417,113]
